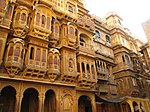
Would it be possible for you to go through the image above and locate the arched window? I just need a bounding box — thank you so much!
[49,56,53,64]
[125,55,130,64]
[80,38,85,46]
[14,47,20,57]
[8,47,13,56]
[95,31,100,38]
[81,62,85,73]
[21,13,26,22]
[54,26,58,33]
[91,65,94,74]
[69,27,74,35]
[30,47,34,59]
[77,62,80,72]
[42,50,46,62]
[106,35,110,43]
[86,64,90,73]
[42,15,46,25]
[15,13,20,20]
[47,17,50,29]
[36,48,41,61]
[68,6,73,12]
[54,56,57,64]
[0,0,6,9]
[36,13,40,23]
[6,5,12,19]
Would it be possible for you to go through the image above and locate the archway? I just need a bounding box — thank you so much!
[122,103,131,112]
[133,101,139,112]
[0,86,16,112]
[78,95,92,112]
[44,89,56,112]
[21,88,39,112]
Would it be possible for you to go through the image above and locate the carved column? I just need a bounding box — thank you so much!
[38,95,45,112]
[137,102,142,112]
[128,101,134,112]
[15,94,23,112]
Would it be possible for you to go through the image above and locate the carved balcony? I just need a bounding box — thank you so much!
[113,62,133,73]
[5,56,23,77]
[78,72,96,88]
[67,34,76,47]
[77,43,95,56]
[23,59,47,79]
[47,64,60,81]
[97,84,109,94]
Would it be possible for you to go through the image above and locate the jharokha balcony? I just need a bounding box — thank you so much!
[77,42,95,57]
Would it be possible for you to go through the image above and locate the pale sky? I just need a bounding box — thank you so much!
[85,0,150,43]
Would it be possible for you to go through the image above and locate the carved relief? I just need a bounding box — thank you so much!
[61,90,73,112]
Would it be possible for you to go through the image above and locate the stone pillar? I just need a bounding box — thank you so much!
[91,96,96,112]
[15,94,23,112]
[38,95,45,112]
[137,102,142,112]
[128,101,134,112]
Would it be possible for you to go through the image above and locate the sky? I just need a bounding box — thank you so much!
[84,0,150,43]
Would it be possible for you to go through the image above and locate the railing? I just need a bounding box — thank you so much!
[28,59,47,68]
[98,85,109,93]
[5,56,23,68]
[77,43,95,55]
[113,62,133,72]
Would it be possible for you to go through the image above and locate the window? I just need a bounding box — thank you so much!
[36,48,41,61]
[36,13,40,23]
[95,31,100,38]
[16,13,20,20]
[122,55,125,62]
[125,55,130,63]
[14,47,20,57]
[69,27,74,35]
[49,56,53,64]
[8,47,13,56]
[47,17,50,29]
[54,56,57,64]
[77,62,80,72]
[6,5,12,19]
[21,13,26,22]
[106,35,110,43]
[42,50,46,62]
[42,15,46,25]
[30,47,34,59]
[86,64,90,73]
[91,65,94,74]
[68,6,73,12]
[0,0,6,9]
[81,62,85,73]
[80,38,85,46]
[54,26,58,33]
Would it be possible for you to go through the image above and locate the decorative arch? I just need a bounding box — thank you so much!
[133,101,139,112]
[0,86,16,112]
[44,89,56,112]
[21,88,39,112]
[78,95,92,112]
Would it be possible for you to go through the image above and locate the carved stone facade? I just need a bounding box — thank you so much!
[0,0,150,112]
